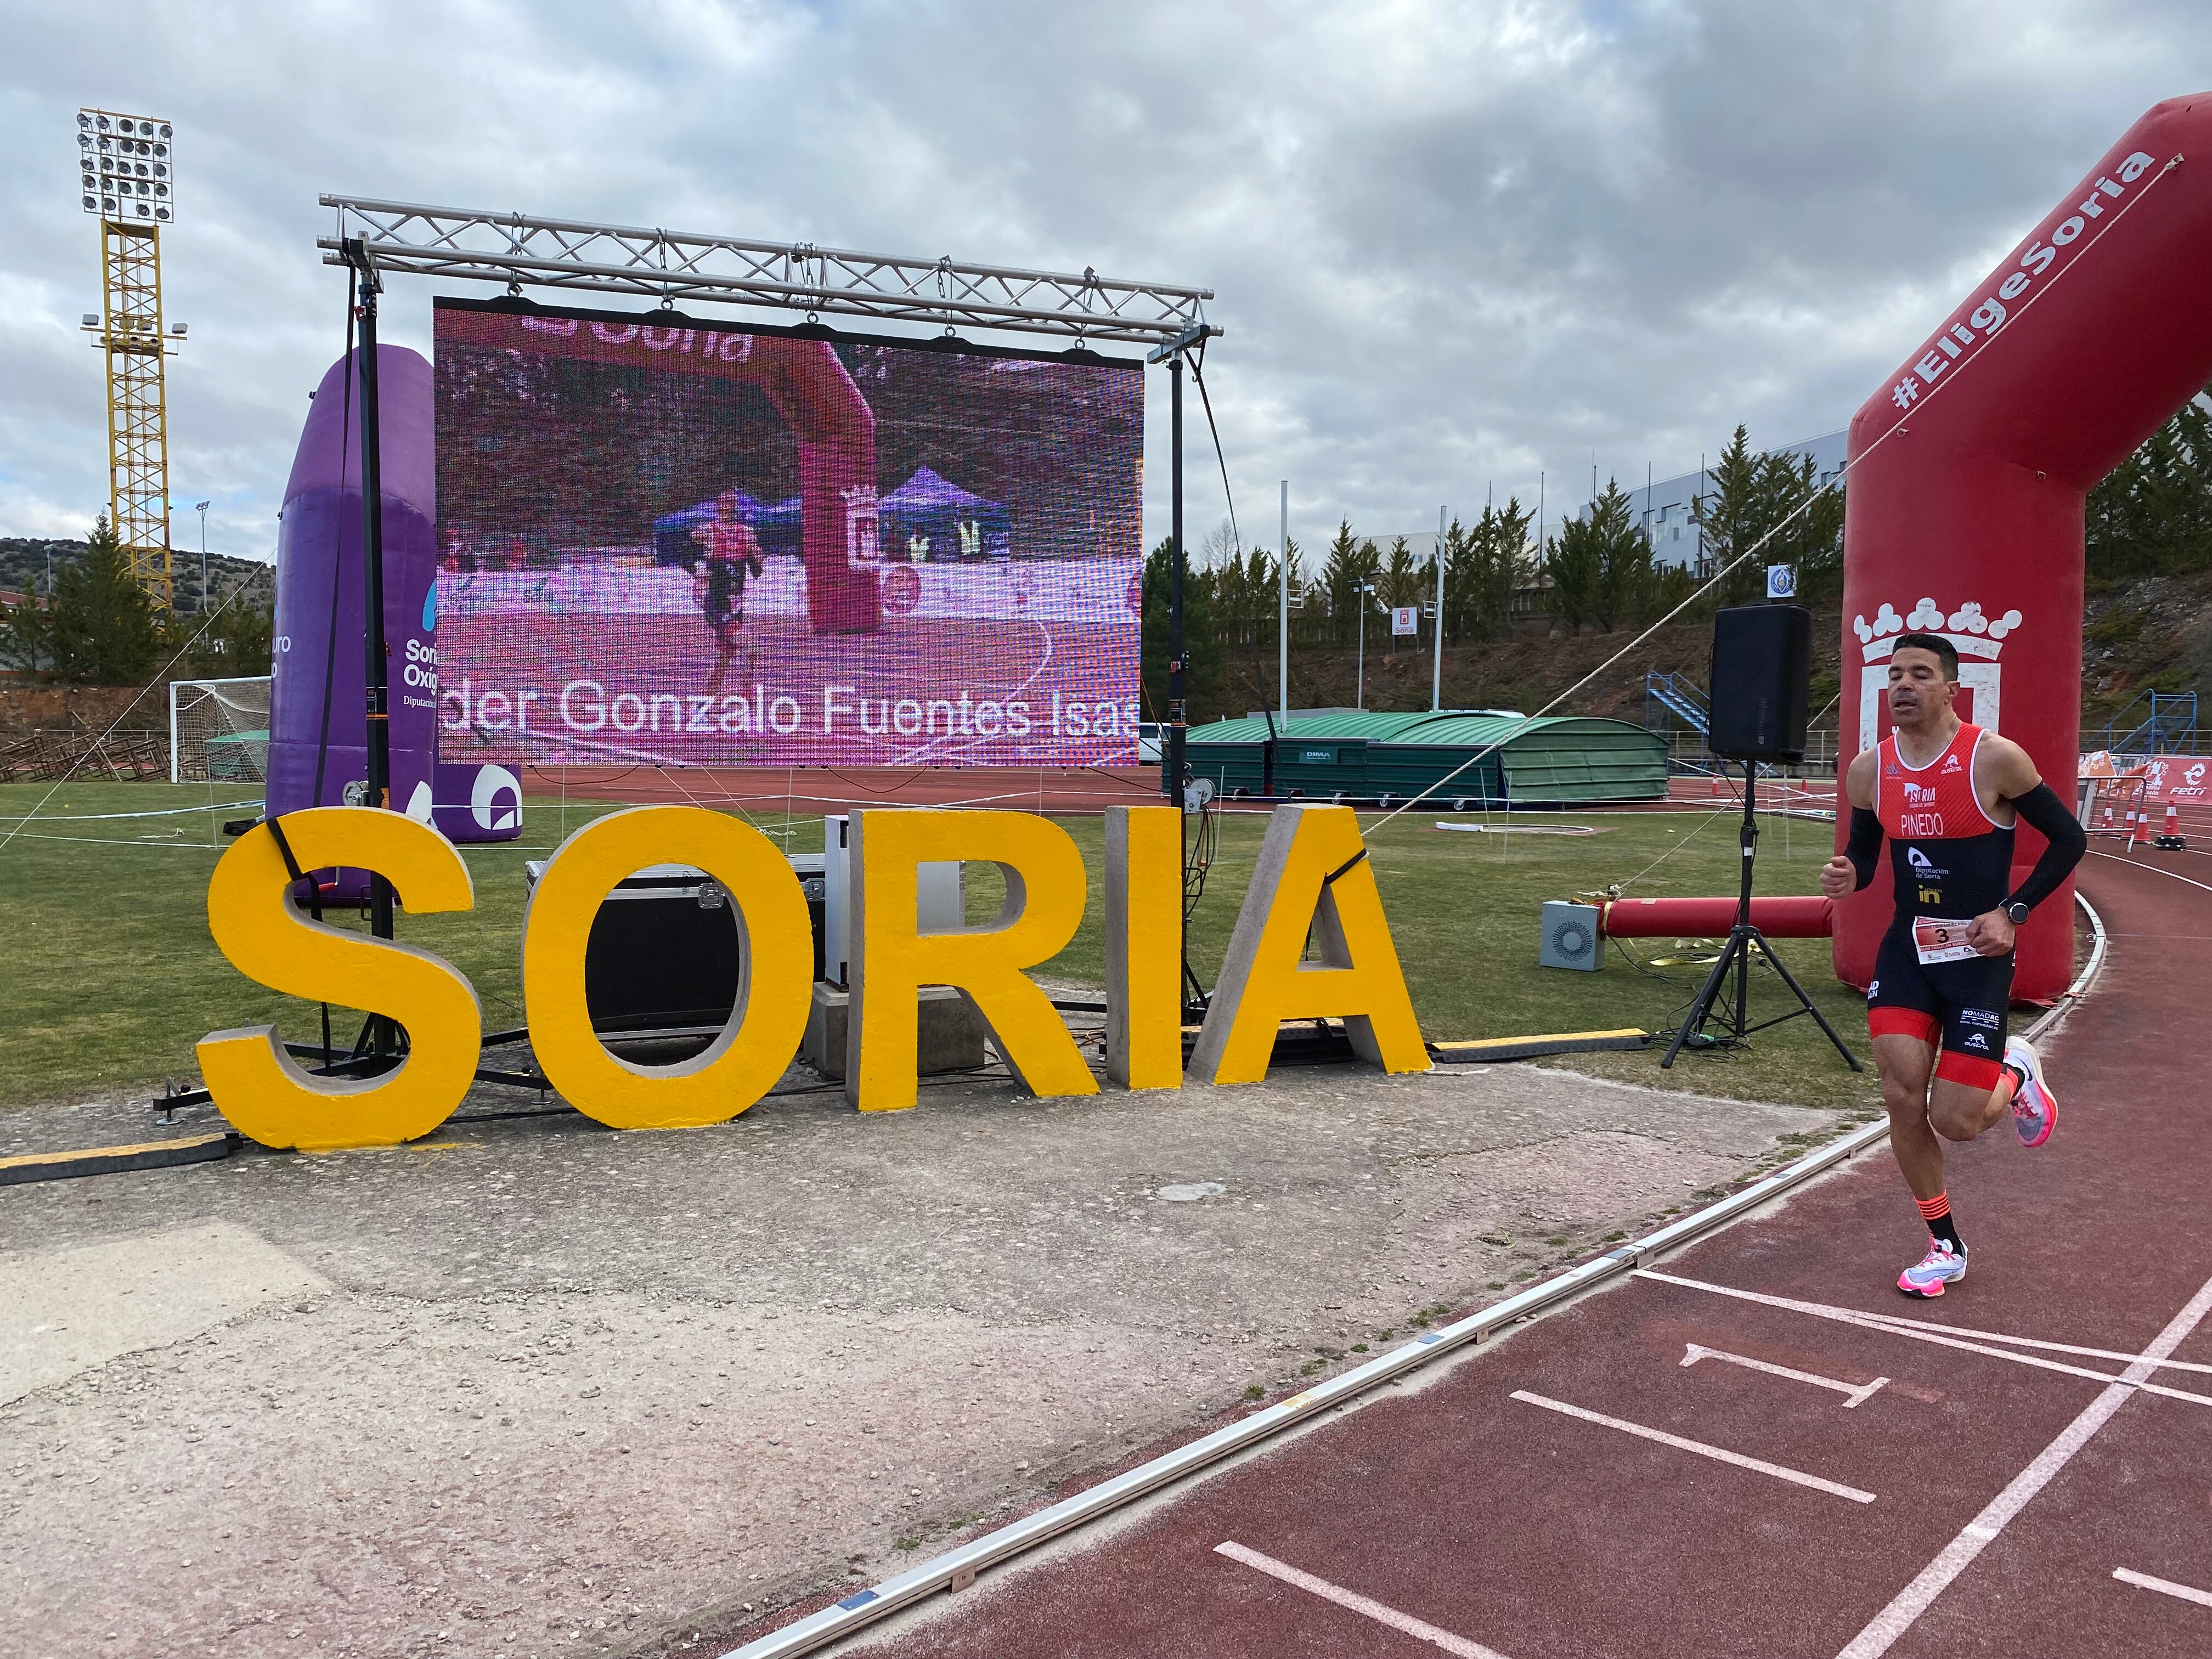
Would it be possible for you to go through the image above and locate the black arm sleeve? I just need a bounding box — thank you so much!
[1844,806,1883,891]
[2005,782,2088,913]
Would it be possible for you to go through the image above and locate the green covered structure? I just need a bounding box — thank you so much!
[1183,710,1668,806]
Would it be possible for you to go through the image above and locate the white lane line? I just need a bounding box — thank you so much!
[2113,1567,2212,1609]
[1682,1342,1889,1408]
[1835,1272,2212,1659]
[1214,1541,1515,1659]
[2086,848,2212,895]
[1510,1390,1876,1503]
[1846,1308,2212,1375]
[1636,1269,2212,1407]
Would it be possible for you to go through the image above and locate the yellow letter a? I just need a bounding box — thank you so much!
[1188,804,1428,1085]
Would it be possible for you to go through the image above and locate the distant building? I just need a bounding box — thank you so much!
[1368,427,1849,581]
[1620,429,1848,574]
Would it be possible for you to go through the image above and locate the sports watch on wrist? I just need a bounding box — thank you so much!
[2002,899,2032,925]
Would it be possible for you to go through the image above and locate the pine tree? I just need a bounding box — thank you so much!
[1318,520,1381,646]
[1543,516,1600,633]
[1587,481,1653,631]
[36,515,163,686]
[1686,427,1844,606]
[1380,535,1420,649]
[2087,389,2212,579]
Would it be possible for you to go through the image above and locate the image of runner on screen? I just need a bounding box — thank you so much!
[691,490,766,697]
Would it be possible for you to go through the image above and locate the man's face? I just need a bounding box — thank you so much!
[1887,647,1956,729]
[718,493,740,521]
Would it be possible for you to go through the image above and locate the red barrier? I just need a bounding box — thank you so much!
[1599,896,1833,939]
[1836,94,2212,1000]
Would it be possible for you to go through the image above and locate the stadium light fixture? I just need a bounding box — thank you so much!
[78,107,177,224]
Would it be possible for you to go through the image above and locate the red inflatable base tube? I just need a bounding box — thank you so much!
[1598,896,1835,939]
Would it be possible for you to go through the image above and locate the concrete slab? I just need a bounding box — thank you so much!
[1,1217,328,1402]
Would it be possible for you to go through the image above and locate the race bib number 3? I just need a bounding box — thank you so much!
[1912,916,1980,965]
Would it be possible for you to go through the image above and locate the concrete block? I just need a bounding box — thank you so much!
[805,983,987,1081]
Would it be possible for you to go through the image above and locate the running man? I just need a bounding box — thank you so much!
[690,490,766,697]
[1820,633,2086,1298]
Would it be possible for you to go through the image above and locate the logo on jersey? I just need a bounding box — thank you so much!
[1941,755,1963,775]
[1961,1031,1990,1051]
[1866,980,1880,1000]
[1960,1007,2000,1029]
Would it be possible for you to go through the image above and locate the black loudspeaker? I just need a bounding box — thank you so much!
[1707,604,1813,762]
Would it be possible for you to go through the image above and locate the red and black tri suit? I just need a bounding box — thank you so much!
[1865,721,2016,1089]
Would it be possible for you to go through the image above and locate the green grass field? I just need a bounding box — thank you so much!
[0,782,1883,1115]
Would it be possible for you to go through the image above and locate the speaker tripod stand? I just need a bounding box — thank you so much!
[1661,760,1863,1071]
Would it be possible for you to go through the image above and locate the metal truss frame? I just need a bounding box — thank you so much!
[317,197,1212,346]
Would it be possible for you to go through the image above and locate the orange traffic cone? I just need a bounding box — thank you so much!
[2101,799,2115,831]
[2165,801,2181,838]
[2132,803,2154,844]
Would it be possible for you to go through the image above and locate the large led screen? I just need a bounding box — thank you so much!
[431,299,1143,768]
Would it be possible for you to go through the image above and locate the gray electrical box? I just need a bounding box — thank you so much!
[1539,900,1603,972]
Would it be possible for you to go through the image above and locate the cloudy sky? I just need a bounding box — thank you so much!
[4,0,2209,563]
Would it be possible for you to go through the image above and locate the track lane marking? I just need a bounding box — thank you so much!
[1834,1272,2212,1659]
[2113,1567,2212,1609]
[1509,1390,1876,1503]
[1681,1342,1889,1407]
[2085,848,2212,895]
[1845,1307,2212,1375]
[1636,1269,2212,1405]
[1213,1541,1515,1658]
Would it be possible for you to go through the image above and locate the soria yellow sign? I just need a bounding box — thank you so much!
[199,802,1427,1150]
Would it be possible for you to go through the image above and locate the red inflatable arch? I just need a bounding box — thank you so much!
[1835,93,2212,1002]
[447,309,882,633]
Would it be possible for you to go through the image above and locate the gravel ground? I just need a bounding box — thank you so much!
[1,1056,1838,1659]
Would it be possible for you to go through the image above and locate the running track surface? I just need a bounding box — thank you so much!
[835,851,2212,1658]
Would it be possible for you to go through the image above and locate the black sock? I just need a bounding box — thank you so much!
[1916,1193,1964,1251]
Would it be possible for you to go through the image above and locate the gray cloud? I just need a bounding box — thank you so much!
[4,0,2208,562]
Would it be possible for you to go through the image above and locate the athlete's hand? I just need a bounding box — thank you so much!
[1818,855,1856,899]
[1966,908,2016,957]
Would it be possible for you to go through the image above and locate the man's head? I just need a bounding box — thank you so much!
[717,489,741,520]
[1887,631,1959,731]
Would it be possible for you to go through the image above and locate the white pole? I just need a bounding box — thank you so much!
[1431,504,1446,711]
[1279,479,1289,722]
[1356,584,1366,710]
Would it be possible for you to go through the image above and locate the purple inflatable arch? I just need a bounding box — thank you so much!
[266,345,520,902]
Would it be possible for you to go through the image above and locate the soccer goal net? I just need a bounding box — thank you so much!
[170,675,272,785]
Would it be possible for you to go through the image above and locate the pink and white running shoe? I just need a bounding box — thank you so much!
[1898,1237,1968,1299]
[2006,1035,2057,1149]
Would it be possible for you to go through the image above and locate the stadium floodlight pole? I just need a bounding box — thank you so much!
[340,236,396,966]
[1279,481,1290,721]
[1431,504,1446,712]
[196,500,210,613]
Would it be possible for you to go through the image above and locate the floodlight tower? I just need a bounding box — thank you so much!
[75,108,182,611]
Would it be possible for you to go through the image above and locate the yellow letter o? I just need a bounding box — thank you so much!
[522,806,812,1128]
